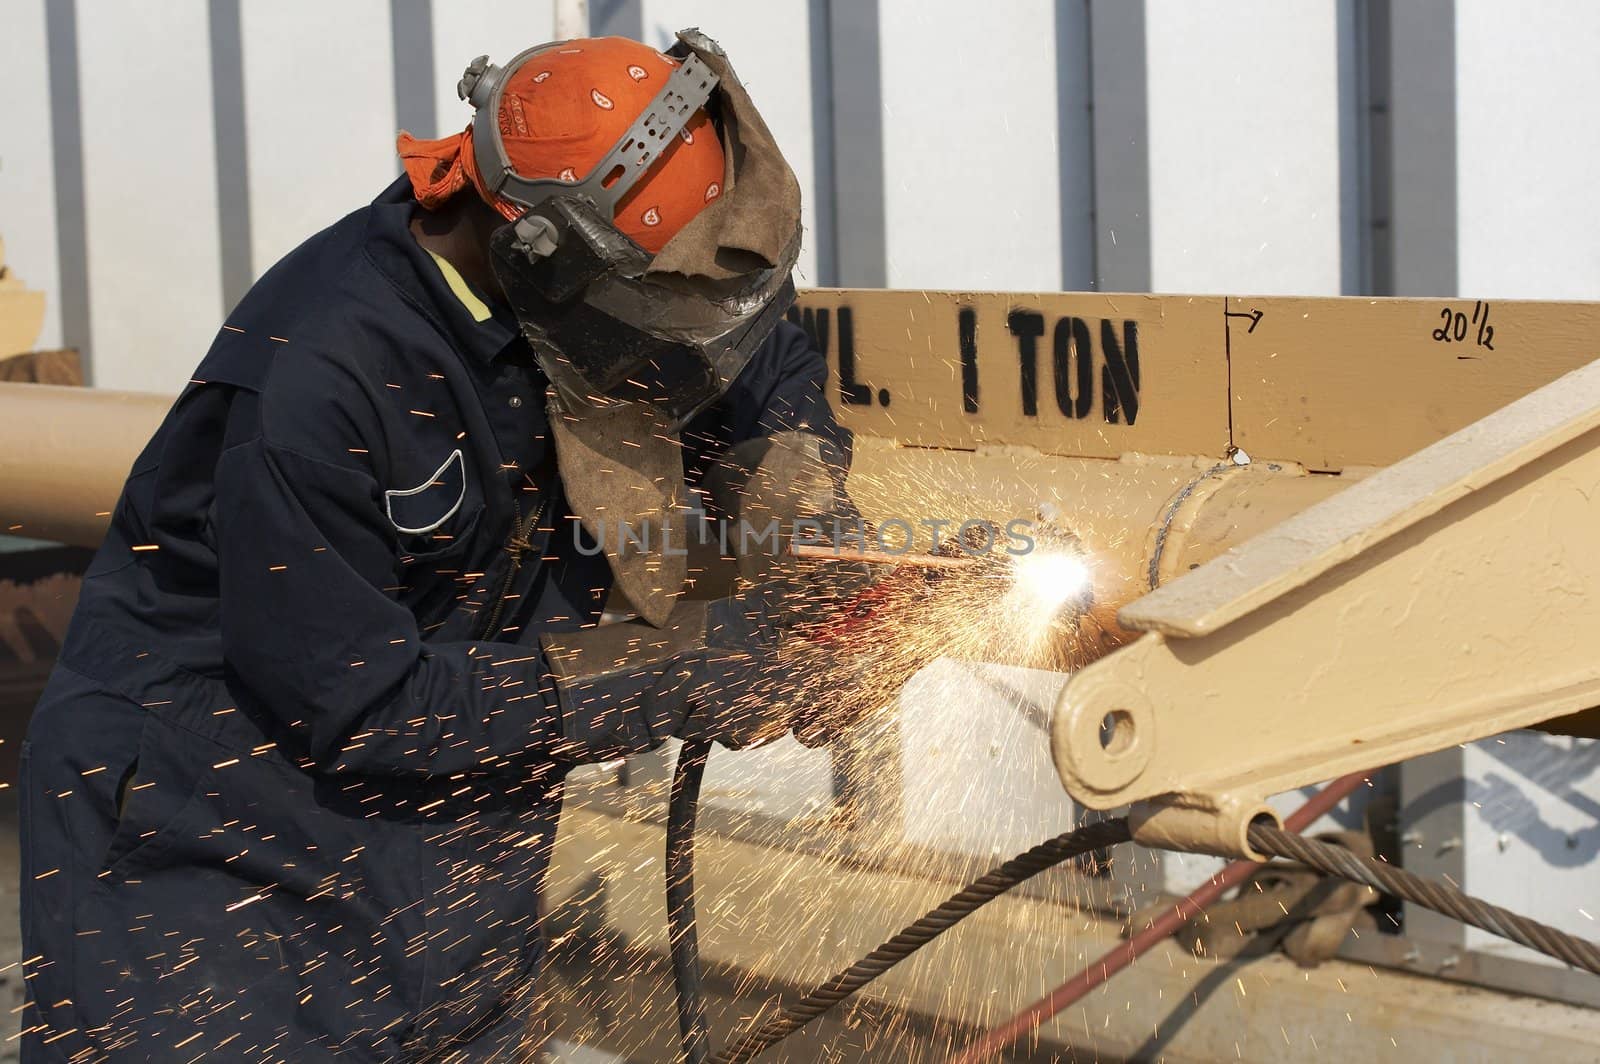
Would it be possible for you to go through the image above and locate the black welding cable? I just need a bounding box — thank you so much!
[668,737,715,1064]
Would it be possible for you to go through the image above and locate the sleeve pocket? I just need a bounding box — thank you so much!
[385,449,468,535]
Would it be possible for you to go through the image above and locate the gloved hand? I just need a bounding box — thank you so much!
[791,563,937,654]
[703,431,915,744]
[780,561,947,748]
[542,580,808,757]
[702,432,875,595]
[545,431,930,759]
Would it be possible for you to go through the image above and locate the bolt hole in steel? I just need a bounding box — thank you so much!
[1098,709,1135,755]
[1054,679,1153,795]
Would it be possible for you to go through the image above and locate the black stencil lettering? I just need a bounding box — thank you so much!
[1101,319,1141,425]
[835,307,871,406]
[786,306,830,358]
[959,307,979,413]
[1007,309,1046,417]
[1053,317,1093,420]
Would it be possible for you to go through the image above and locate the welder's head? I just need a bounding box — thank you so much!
[398,30,802,430]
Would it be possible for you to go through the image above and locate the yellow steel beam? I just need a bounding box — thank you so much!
[1054,358,1600,857]
[790,289,1600,471]
[0,235,48,362]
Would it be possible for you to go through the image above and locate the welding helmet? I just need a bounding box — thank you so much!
[458,30,802,429]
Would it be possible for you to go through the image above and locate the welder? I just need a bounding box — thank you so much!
[18,32,893,1061]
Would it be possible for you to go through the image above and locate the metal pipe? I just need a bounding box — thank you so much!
[0,383,170,548]
[0,384,1357,575]
[839,446,1355,636]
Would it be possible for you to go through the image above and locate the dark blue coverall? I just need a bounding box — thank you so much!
[18,176,845,1062]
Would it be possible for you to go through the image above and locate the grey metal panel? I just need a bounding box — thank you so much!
[806,0,838,287]
[1056,0,1095,291]
[1365,0,1395,294]
[826,0,886,288]
[1400,748,1470,953]
[45,0,91,378]
[1384,0,1457,296]
[1087,0,1150,293]
[1341,930,1600,1010]
[1394,739,1600,1008]
[589,0,642,41]
[208,0,254,312]
[389,0,437,139]
[1337,0,1373,295]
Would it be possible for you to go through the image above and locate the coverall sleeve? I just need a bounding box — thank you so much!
[214,426,581,778]
[734,319,854,464]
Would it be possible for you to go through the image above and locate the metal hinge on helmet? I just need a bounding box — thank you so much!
[457,55,501,108]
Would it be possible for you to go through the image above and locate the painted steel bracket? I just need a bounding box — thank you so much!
[1052,357,1600,859]
[0,236,48,362]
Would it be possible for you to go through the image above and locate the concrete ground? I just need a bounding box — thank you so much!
[7,783,1600,1062]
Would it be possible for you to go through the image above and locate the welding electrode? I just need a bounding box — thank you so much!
[787,542,986,569]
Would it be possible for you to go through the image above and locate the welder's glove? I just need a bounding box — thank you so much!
[542,580,808,758]
[781,562,947,749]
[703,432,878,618]
[790,564,937,654]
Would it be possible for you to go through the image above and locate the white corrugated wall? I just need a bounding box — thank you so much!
[7,0,1600,385]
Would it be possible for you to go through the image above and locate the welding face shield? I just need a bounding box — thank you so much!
[460,31,802,430]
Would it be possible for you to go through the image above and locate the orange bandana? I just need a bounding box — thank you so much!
[397,36,725,255]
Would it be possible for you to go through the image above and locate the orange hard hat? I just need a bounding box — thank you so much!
[398,36,725,254]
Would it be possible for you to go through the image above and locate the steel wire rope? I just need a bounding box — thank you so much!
[689,768,1600,1063]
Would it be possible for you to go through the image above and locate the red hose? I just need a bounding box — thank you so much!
[950,771,1372,1064]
